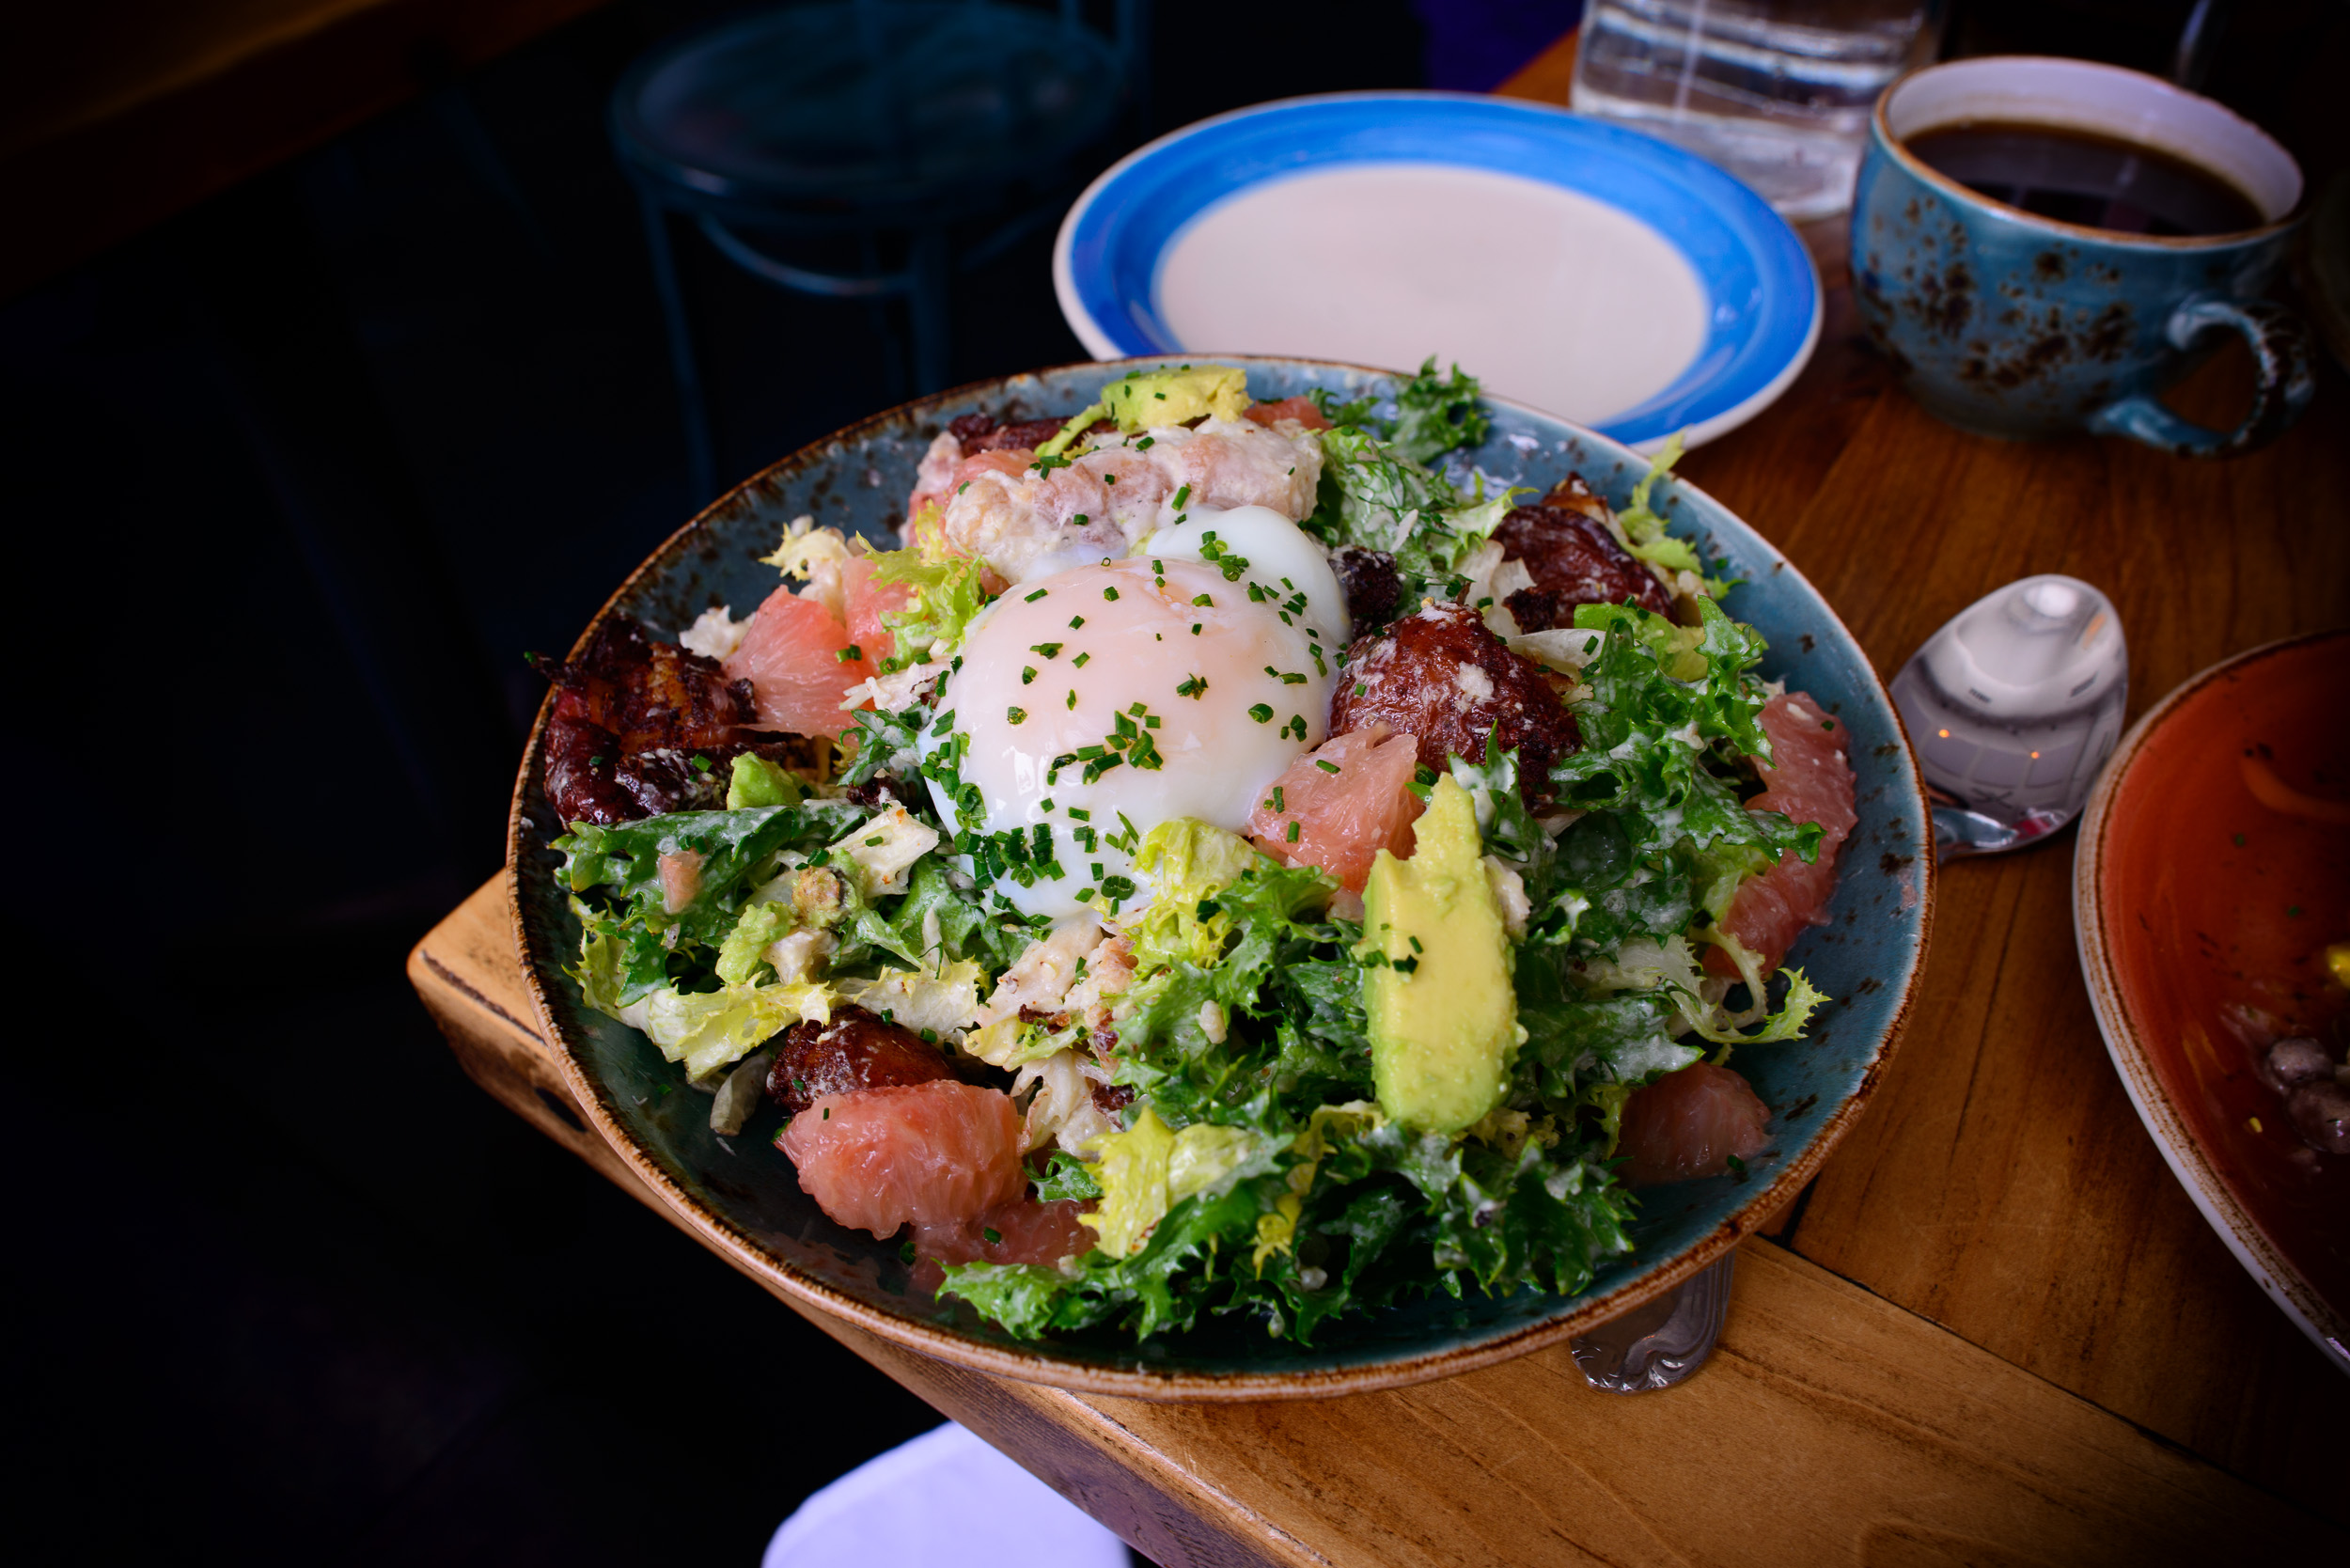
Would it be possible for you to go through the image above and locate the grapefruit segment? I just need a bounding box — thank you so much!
[1247,727,1423,892]
[778,1081,1027,1239]
[723,584,871,737]
[1706,692,1857,980]
[915,1198,1097,1266]
[841,555,915,672]
[1243,396,1333,431]
[1617,1061,1770,1185]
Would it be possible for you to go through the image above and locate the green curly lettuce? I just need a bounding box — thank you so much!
[868,547,993,671]
[1386,357,1493,464]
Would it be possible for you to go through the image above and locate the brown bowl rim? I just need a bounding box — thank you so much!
[2071,626,2350,1372]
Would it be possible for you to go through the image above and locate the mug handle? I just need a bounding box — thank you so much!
[2087,297,2316,458]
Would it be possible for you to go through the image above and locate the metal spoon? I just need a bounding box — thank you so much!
[1570,577,2131,1395]
[1889,574,2129,860]
[1571,1252,1737,1392]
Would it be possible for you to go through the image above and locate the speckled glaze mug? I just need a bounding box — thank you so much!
[1852,56,2314,456]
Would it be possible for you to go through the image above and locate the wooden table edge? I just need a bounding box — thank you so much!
[407,878,2342,1565]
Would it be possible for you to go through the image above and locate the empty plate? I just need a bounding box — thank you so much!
[1054,92,1822,450]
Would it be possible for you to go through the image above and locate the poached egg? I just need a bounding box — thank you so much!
[922,506,1347,918]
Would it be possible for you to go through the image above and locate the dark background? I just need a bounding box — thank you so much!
[3,1,2340,1562]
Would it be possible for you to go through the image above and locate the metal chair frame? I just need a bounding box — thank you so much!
[614,0,1148,500]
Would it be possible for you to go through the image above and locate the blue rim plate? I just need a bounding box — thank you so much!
[1053,93,1824,451]
[509,357,1930,1401]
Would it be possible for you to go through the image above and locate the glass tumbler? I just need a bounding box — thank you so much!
[1571,0,1946,221]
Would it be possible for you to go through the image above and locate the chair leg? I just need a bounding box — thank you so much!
[429,84,554,262]
[860,230,908,403]
[637,192,716,503]
[1119,0,1154,140]
[907,225,952,395]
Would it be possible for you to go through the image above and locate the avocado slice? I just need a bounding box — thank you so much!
[1035,365,1252,457]
[1359,776,1521,1135]
[726,752,803,809]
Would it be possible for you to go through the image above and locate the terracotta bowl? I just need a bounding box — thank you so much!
[506,356,1936,1400]
[2075,629,2350,1372]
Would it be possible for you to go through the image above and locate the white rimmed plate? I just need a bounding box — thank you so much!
[1054,92,1823,451]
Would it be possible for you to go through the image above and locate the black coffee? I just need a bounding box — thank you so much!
[1906,120,2264,237]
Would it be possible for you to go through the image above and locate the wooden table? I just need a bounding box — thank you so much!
[409,45,2350,1568]
[0,0,608,301]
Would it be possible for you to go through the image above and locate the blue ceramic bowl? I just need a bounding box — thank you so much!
[1850,56,2312,456]
[508,357,1935,1400]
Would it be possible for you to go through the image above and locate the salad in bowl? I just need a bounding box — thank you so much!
[514,358,1927,1389]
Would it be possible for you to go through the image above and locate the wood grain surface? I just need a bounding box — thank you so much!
[412,880,2343,1565]
[1497,33,2350,1523]
[1672,227,2350,1536]
[407,32,2350,1561]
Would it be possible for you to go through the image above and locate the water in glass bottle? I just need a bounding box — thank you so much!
[1571,0,1944,221]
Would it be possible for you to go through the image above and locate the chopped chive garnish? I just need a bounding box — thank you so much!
[836,645,863,662]
[1022,666,1037,684]
[1073,651,1090,667]
[1066,689,1077,710]
[1103,587,1120,601]
[1176,675,1207,699]
[1030,642,1062,658]
[1286,821,1301,842]
[1315,759,1340,774]
[1248,703,1274,723]
[1007,707,1027,725]
[1069,615,1086,629]
[1025,588,1048,602]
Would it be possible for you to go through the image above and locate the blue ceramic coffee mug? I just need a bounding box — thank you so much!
[1852,55,2314,456]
